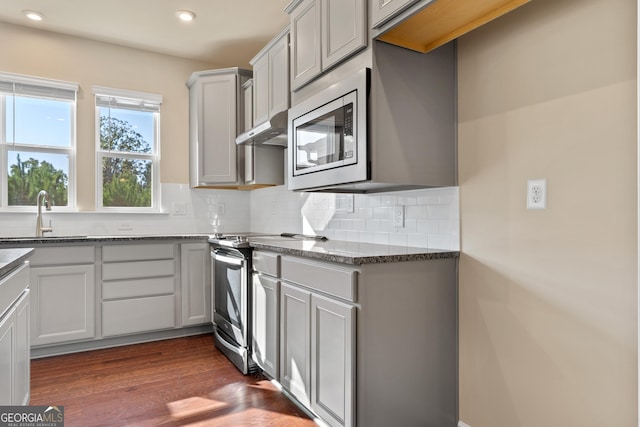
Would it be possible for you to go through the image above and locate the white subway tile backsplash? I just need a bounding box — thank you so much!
[373,232,390,245]
[428,233,452,250]
[406,205,428,220]
[389,232,408,247]
[249,185,459,250]
[0,184,459,252]
[427,205,451,220]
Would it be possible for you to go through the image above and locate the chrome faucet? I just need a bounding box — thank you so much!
[36,190,53,237]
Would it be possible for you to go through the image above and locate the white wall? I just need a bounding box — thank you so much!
[457,0,637,425]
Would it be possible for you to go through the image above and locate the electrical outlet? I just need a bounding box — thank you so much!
[394,205,405,227]
[172,201,187,215]
[116,221,132,231]
[527,179,547,210]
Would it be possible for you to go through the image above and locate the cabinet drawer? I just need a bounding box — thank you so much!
[281,256,357,302]
[102,277,175,300]
[30,246,95,266]
[102,243,175,262]
[253,251,280,277]
[102,295,175,337]
[102,259,174,281]
[0,263,28,320]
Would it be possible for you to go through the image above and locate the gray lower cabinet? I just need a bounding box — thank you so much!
[252,273,280,379]
[279,255,357,427]
[280,282,312,407]
[256,250,457,427]
[102,243,176,337]
[252,250,281,379]
[14,289,29,405]
[310,293,355,427]
[30,263,95,346]
[26,239,211,356]
[29,246,96,347]
[180,242,211,326]
[0,263,30,405]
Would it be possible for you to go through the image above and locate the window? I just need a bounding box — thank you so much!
[93,86,161,211]
[0,72,77,209]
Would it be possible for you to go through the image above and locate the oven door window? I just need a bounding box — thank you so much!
[214,252,245,339]
[293,93,357,176]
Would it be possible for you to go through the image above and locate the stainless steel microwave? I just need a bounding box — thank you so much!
[287,68,369,191]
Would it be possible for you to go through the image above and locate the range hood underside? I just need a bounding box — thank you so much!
[236,110,288,146]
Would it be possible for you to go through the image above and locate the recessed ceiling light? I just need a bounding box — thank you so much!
[23,10,44,21]
[176,10,196,22]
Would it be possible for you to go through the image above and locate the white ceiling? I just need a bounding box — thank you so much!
[0,0,292,67]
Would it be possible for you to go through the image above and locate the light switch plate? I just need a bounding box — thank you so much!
[394,205,405,227]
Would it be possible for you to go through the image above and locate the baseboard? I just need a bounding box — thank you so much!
[31,324,214,358]
[459,421,472,427]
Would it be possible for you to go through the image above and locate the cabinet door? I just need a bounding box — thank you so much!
[30,265,95,346]
[253,54,270,126]
[311,294,355,427]
[197,73,239,184]
[14,291,29,406]
[252,273,280,379]
[370,0,421,28]
[269,33,290,117]
[0,305,15,405]
[290,0,322,91]
[280,282,311,407]
[322,0,367,71]
[181,243,212,326]
[102,295,175,337]
[242,79,253,131]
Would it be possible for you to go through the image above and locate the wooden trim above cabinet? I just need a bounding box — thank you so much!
[377,0,531,53]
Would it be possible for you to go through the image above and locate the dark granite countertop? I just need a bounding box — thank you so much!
[248,236,459,265]
[0,248,34,277]
[0,234,211,246]
[0,234,458,265]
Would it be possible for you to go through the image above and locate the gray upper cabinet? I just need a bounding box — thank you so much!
[287,0,321,91]
[267,30,290,118]
[286,0,367,91]
[252,55,270,126]
[242,79,254,131]
[370,0,421,28]
[321,0,367,70]
[250,26,290,125]
[187,68,252,188]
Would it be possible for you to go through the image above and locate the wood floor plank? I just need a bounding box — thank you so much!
[30,334,316,427]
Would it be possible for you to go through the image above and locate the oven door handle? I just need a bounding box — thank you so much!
[213,252,245,267]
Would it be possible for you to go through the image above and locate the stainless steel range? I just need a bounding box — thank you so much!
[209,234,257,374]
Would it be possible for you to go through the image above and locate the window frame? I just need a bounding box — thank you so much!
[0,72,78,212]
[93,86,162,213]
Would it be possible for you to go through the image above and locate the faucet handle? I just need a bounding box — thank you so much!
[42,219,53,234]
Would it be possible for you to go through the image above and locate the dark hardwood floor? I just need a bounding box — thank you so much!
[30,334,317,427]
